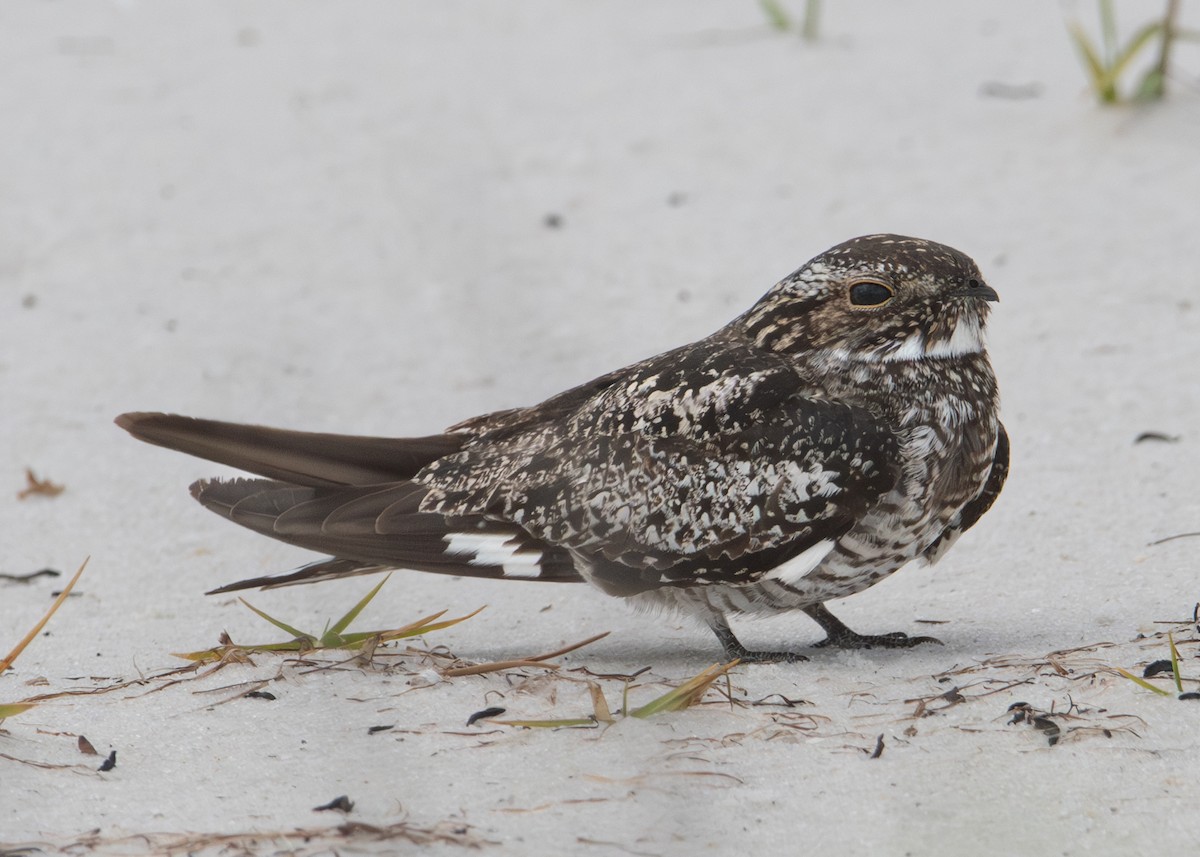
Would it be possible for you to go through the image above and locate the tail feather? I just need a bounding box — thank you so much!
[116,412,464,487]
[190,477,584,591]
[207,558,392,593]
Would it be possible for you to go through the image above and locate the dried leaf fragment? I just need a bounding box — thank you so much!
[17,468,64,499]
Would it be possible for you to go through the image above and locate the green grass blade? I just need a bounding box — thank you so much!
[1168,632,1183,693]
[1116,668,1173,696]
[1099,0,1118,63]
[759,0,791,31]
[380,606,485,640]
[238,597,310,639]
[325,575,391,639]
[1133,68,1166,101]
[1109,22,1165,82]
[630,661,739,718]
[174,605,483,660]
[500,718,597,729]
[1067,22,1112,100]
[0,702,36,720]
[801,0,820,41]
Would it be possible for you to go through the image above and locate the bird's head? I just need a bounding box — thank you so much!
[740,234,998,362]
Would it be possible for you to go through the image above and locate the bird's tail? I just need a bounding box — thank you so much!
[190,476,585,593]
[115,412,465,487]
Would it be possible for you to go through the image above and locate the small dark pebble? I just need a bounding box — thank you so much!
[1134,431,1180,444]
[1143,659,1174,678]
[99,750,117,772]
[367,724,395,735]
[314,795,354,813]
[466,706,506,727]
[543,213,563,229]
[245,691,276,701]
[1179,692,1200,701]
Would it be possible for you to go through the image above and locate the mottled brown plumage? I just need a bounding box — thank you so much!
[118,234,1007,662]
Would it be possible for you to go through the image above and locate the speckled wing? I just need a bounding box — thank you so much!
[419,337,902,595]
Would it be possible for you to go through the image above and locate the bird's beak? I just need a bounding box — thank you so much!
[952,281,999,302]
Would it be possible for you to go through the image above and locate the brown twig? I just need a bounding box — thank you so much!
[440,631,610,677]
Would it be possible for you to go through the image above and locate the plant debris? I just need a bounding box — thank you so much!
[440,631,610,677]
[0,568,60,583]
[1134,431,1180,444]
[16,468,64,499]
[869,734,885,759]
[27,819,493,853]
[174,576,483,662]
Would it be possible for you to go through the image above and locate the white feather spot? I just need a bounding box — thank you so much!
[443,532,543,578]
[887,333,928,362]
[764,539,836,586]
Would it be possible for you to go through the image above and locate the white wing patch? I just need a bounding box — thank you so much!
[443,532,544,578]
[764,539,836,586]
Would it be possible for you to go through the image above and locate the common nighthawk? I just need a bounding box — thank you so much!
[117,234,1007,663]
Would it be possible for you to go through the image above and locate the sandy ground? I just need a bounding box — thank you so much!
[3,2,1200,855]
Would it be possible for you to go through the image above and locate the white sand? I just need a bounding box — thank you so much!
[3,2,1200,854]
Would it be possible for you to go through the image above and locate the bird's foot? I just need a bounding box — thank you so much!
[710,622,809,663]
[811,629,942,650]
[802,603,942,650]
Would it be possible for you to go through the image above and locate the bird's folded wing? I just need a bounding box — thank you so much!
[421,342,902,589]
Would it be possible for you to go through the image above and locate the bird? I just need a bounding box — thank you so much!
[117,234,1008,663]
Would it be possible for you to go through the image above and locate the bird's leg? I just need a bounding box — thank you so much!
[802,603,942,649]
[708,618,808,664]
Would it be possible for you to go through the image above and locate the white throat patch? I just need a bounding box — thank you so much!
[883,315,985,362]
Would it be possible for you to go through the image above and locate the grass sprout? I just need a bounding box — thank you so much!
[174,575,482,662]
[1116,632,1194,698]
[759,0,820,41]
[1068,0,1197,103]
[630,660,739,718]
[501,660,739,728]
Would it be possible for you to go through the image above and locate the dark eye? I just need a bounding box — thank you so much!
[848,281,894,307]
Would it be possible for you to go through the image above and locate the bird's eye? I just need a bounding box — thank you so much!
[848,281,894,307]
